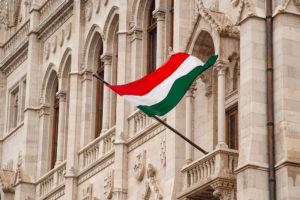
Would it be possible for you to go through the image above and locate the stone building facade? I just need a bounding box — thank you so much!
[0,0,300,199]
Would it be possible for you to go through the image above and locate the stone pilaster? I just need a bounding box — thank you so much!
[55,90,66,166]
[101,54,112,133]
[153,8,166,67]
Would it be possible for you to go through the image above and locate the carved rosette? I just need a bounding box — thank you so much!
[133,150,146,181]
[85,1,93,22]
[104,170,114,199]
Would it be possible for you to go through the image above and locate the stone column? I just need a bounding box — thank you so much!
[55,90,66,166]
[185,85,195,163]
[153,8,166,67]
[215,62,228,148]
[101,54,112,133]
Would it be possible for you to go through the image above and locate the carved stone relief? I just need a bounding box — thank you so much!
[104,170,114,199]
[231,0,240,7]
[66,22,72,40]
[82,184,93,200]
[211,180,235,200]
[199,68,213,96]
[44,42,50,60]
[133,150,146,181]
[143,164,163,200]
[52,36,57,53]
[59,29,65,47]
[159,135,166,167]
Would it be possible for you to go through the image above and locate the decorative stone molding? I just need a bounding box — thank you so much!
[39,104,51,117]
[0,167,15,193]
[143,164,163,200]
[52,36,57,53]
[82,184,93,200]
[66,22,72,40]
[104,170,114,199]
[133,150,146,181]
[153,8,166,21]
[214,60,229,75]
[14,153,31,185]
[1,48,28,76]
[95,0,101,13]
[159,135,166,167]
[85,1,93,22]
[59,29,65,47]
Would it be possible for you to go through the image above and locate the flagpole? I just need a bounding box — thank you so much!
[93,74,208,155]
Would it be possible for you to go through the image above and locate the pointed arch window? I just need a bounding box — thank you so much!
[95,47,104,138]
[147,0,157,74]
[51,84,59,169]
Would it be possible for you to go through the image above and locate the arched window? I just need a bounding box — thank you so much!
[147,0,157,73]
[170,0,174,49]
[226,105,238,150]
[95,47,104,138]
[51,84,59,169]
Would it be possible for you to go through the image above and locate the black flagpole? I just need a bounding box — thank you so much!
[93,74,208,155]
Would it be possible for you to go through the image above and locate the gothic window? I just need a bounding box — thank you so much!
[226,105,238,150]
[51,84,59,169]
[147,0,157,74]
[12,89,19,128]
[95,47,104,138]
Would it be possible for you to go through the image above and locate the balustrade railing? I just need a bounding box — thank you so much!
[182,148,238,189]
[39,0,65,22]
[128,109,153,135]
[36,161,66,198]
[78,126,116,169]
[1,20,29,60]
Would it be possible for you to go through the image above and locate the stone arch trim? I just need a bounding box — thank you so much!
[82,24,104,69]
[102,6,119,54]
[129,0,152,30]
[40,63,58,104]
[58,47,72,78]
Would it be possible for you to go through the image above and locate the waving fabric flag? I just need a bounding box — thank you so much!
[108,53,218,117]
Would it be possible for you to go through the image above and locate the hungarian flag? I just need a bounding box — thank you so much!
[108,53,218,117]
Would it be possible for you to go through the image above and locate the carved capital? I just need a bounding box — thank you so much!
[101,54,113,66]
[56,90,67,102]
[214,60,229,76]
[129,27,143,42]
[199,69,213,96]
[153,8,166,21]
[185,82,197,98]
[39,104,51,117]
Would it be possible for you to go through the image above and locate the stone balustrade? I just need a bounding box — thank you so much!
[178,148,238,199]
[128,109,153,135]
[1,20,29,60]
[36,161,66,198]
[39,0,65,22]
[78,126,116,169]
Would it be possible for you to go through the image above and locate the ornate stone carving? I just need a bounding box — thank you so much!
[66,22,72,40]
[129,27,143,42]
[160,135,166,167]
[211,180,235,200]
[85,1,93,22]
[95,0,101,13]
[133,150,146,181]
[231,0,240,7]
[44,42,50,60]
[14,152,31,185]
[153,9,166,21]
[294,0,300,5]
[56,90,67,102]
[143,164,163,200]
[104,170,114,199]
[82,184,93,200]
[203,0,219,11]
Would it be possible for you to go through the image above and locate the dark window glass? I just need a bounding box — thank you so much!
[95,48,104,138]
[51,84,59,169]
[226,106,238,150]
[147,0,157,73]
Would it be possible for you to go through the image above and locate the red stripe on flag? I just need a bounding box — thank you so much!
[108,53,189,96]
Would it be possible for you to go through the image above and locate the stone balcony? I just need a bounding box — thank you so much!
[177,147,238,200]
